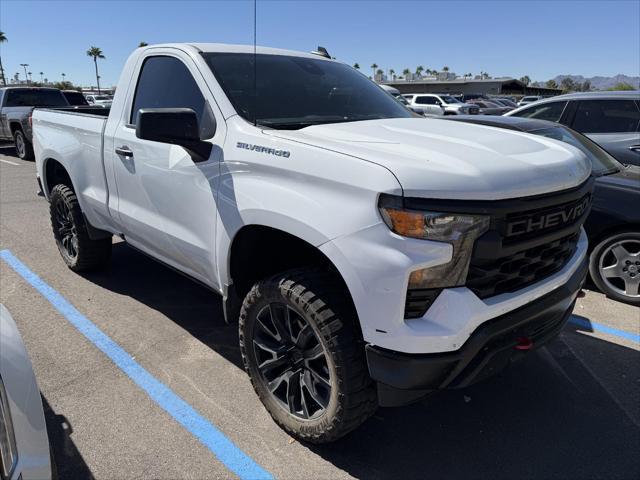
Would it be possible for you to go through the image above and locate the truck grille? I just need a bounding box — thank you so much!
[466,232,579,299]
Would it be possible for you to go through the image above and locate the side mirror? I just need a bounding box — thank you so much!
[136,108,213,162]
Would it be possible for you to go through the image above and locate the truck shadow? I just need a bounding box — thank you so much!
[309,319,640,480]
[81,241,243,369]
[82,244,639,479]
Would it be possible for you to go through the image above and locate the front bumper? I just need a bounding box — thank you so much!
[366,253,587,406]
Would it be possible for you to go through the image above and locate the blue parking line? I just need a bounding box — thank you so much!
[0,249,273,480]
[568,316,640,344]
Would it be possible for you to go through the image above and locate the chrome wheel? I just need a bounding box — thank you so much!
[252,303,331,420]
[15,132,26,158]
[599,239,640,298]
[54,199,78,259]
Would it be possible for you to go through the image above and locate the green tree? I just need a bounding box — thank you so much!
[86,46,105,93]
[370,63,378,79]
[560,77,576,92]
[353,63,360,70]
[416,65,424,77]
[520,75,531,86]
[607,82,635,91]
[545,79,558,89]
[0,31,6,86]
[138,41,149,47]
[389,68,395,79]
[581,80,591,92]
[402,68,411,80]
[442,66,450,72]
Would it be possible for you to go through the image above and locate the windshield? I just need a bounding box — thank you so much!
[439,95,461,104]
[532,126,621,176]
[5,89,68,107]
[203,53,411,129]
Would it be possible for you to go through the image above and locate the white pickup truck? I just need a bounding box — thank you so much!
[33,43,593,443]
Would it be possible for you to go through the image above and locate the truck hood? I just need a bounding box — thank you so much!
[269,117,591,200]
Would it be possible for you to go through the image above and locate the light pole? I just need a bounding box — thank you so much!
[40,72,44,83]
[61,73,66,84]
[20,63,29,84]
[28,71,32,83]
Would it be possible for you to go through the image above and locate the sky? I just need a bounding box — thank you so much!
[1,0,638,87]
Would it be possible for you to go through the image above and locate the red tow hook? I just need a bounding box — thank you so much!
[515,337,534,351]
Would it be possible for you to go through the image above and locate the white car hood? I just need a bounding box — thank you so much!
[269,117,591,200]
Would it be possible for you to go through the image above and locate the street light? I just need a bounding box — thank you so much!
[61,73,66,83]
[20,63,29,84]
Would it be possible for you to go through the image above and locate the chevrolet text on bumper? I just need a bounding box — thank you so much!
[32,43,592,443]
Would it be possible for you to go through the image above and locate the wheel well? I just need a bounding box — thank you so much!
[589,224,640,252]
[229,225,352,303]
[9,122,22,135]
[44,159,73,194]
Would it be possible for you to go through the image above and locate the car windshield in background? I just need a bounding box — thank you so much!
[203,53,412,129]
[532,126,621,176]
[5,89,68,107]
[440,96,461,103]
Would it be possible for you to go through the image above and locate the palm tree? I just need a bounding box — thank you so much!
[389,69,395,80]
[402,68,411,80]
[0,31,6,86]
[376,68,384,80]
[39,71,44,83]
[370,63,378,79]
[138,41,148,47]
[519,75,531,86]
[443,66,450,72]
[86,46,105,93]
[353,63,360,70]
[416,65,424,78]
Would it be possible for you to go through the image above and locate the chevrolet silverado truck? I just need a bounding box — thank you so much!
[0,87,70,160]
[33,43,593,443]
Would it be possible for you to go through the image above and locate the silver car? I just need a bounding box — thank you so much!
[0,305,52,480]
[507,91,640,166]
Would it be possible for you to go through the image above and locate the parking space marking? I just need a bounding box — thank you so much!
[0,249,274,480]
[0,159,20,166]
[569,316,640,344]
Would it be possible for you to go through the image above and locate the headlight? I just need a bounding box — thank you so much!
[0,377,17,480]
[379,199,489,289]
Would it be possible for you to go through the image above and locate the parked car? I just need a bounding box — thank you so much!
[0,87,69,160]
[444,114,639,305]
[490,98,518,109]
[0,304,53,480]
[401,93,445,115]
[34,43,591,443]
[61,90,89,106]
[466,99,512,115]
[507,91,640,166]
[379,85,425,115]
[84,94,112,108]
[404,93,478,115]
[517,95,542,106]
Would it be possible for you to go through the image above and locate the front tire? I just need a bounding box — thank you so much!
[589,232,640,306]
[13,129,34,160]
[239,269,377,443]
[49,184,112,271]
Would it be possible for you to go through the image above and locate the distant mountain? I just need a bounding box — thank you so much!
[551,74,639,90]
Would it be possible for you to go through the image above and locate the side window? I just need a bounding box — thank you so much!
[512,101,567,122]
[572,100,640,134]
[130,56,205,125]
[416,96,436,105]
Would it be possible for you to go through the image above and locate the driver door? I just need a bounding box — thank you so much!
[108,51,226,289]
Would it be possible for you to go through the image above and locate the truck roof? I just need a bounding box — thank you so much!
[142,42,332,61]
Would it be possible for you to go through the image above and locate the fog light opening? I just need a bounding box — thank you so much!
[515,337,534,351]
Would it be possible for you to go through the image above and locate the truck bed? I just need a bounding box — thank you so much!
[32,108,113,233]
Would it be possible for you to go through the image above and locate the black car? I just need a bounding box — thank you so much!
[444,115,640,305]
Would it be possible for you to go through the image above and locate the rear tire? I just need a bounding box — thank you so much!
[49,184,112,271]
[589,232,640,306]
[13,128,34,160]
[239,269,377,443]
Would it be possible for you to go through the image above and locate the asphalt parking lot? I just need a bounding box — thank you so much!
[1,144,639,480]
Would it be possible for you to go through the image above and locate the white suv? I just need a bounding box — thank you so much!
[405,93,479,115]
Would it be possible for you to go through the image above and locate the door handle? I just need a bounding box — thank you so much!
[115,146,133,158]
[628,145,640,152]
